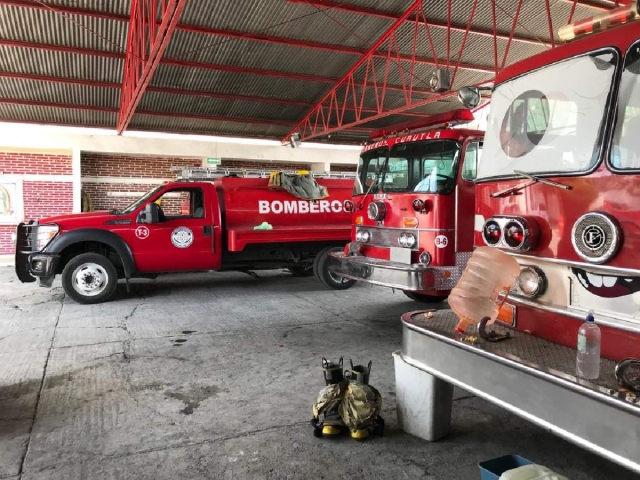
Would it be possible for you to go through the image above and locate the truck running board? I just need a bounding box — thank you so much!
[399,310,640,474]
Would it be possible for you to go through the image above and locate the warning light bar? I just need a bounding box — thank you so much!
[558,1,639,41]
[368,109,474,140]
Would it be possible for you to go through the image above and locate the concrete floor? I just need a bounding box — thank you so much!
[0,265,636,480]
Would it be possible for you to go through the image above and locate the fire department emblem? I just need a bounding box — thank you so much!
[135,226,150,240]
[571,212,620,264]
[171,227,193,248]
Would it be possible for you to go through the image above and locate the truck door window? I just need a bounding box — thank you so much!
[611,42,640,170]
[154,188,204,221]
[462,141,482,181]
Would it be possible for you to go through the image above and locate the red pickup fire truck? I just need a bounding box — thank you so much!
[14,168,355,304]
[329,110,483,303]
[396,4,640,474]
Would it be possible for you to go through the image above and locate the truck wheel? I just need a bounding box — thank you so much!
[403,291,448,303]
[288,264,314,277]
[313,246,356,290]
[62,253,118,304]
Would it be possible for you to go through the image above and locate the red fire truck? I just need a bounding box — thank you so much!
[14,168,355,304]
[329,110,484,302]
[396,4,640,474]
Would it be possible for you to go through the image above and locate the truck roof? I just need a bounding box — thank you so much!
[361,127,484,153]
[496,20,638,87]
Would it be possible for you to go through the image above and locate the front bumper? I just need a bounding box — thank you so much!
[329,252,457,291]
[14,223,59,287]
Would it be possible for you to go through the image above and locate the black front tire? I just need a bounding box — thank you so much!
[313,246,356,290]
[288,264,314,277]
[61,253,119,305]
[403,291,448,303]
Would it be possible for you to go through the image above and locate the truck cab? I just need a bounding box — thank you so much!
[467,9,640,363]
[330,110,483,302]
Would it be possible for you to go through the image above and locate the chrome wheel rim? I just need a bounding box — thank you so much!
[72,263,109,297]
[328,270,350,285]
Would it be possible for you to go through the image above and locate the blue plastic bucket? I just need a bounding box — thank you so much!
[478,455,533,480]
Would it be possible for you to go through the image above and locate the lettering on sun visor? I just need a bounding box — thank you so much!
[258,200,343,214]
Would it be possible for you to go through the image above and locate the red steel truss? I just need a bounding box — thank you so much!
[117,0,187,133]
[282,0,612,143]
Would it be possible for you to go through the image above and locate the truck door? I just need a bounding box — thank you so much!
[456,139,481,253]
[130,185,218,273]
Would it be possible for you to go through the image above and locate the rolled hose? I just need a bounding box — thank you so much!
[615,357,640,392]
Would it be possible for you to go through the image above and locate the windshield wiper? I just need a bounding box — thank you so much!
[109,209,122,215]
[491,170,572,198]
[357,169,384,210]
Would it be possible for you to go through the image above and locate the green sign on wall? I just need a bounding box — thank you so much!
[206,157,221,166]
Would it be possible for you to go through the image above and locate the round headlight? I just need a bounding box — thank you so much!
[367,201,386,221]
[419,252,431,265]
[355,230,363,242]
[504,220,526,249]
[412,199,425,212]
[517,266,547,298]
[398,233,408,247]
[360,230,370,243]
[405,233,416,248]
[483,220,502,246]
[344,200,354,212]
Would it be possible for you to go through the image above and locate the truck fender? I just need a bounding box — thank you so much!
[46,228,136,279]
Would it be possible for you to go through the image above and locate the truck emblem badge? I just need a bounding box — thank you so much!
[435,235,448,248]
[571,212,620,264]
[135,226,150,240]
[171,227,193,248]
[582,225,605,251]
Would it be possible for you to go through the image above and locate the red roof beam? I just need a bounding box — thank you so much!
[117,0,188,133]
[0,40,444,96]
[287,0,555,47]
[4,0,496,73]
[0,71,427,117]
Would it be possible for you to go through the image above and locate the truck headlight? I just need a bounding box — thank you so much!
[355,230,371,243]
[517,266,547,298]
[398,232,416,248]
[35,224,59,251]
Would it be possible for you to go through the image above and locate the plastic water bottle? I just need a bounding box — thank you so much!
[448,247,521,333]
[576,310,601,379]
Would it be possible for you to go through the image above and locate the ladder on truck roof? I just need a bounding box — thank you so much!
[172,166,356,181]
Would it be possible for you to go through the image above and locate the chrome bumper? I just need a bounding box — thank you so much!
[329,252,440,291]
[401,310,640,474]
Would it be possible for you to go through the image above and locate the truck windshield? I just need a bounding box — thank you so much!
[120,185,164,214]
[354,141,460,195]
[354,147,388,195]
[390,140,460,194]
[478,50,617,180]
[611,41,640,169]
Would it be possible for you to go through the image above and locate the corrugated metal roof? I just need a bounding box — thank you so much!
[0,4,128,54]
[0,46,124,84]
[0,103,116,126]
[0,0,615,142]
[0,77,119,107]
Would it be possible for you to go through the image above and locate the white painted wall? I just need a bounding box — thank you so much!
[0,124,361,168]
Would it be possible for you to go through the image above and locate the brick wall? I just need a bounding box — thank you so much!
[81,153,317,212]
[0,150,74,255]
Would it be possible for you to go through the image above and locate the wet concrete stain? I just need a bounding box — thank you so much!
[165,385,223,415]
[181,330,197,335]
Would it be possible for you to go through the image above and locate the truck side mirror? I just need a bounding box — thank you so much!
[138,203,160,224]
[458,86,481,109]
